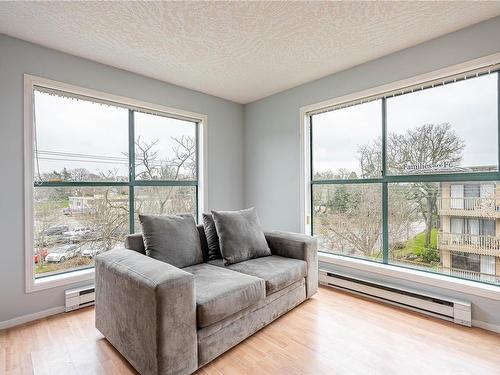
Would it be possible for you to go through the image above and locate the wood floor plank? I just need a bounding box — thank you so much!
[2,286,499,375]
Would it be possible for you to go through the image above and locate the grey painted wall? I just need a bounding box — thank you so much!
[244,16,500,328]
[244,16,500,232]
[0,35,244,322]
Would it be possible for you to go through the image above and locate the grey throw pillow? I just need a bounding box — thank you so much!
[139,214,203,268]
[211,207,271,265]
[202,213,222,260]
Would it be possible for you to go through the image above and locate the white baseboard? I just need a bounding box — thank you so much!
[472,319,500,334]
[0,305,65,330]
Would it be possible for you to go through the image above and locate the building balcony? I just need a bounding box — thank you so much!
[438,231,500,257]
[443,267,500,284]
[437,197,500,218]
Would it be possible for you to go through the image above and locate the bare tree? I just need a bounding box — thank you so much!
[83,186,129,251]
[314,168,357,180]
[356,123,465,247]
[314,184,382,257]
[386,123,465,246]
[314,182,417,258]
[315,123,463,257]
[358,141,382,179]
[134,135,197,216]
[33,192,62,271]
[386,123,464,173]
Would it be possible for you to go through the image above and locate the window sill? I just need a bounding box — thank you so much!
[318,253,500,301]
[27,267,94,293]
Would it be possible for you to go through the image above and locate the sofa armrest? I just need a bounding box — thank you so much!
[264,231,318,298]
[95,248,197,375]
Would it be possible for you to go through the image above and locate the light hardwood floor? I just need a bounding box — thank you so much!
[1,286,500,375]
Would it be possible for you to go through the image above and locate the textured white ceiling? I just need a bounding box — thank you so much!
[0,2,499,103]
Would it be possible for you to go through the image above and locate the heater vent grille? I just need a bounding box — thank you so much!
[65,284,95,312]
[320,270,471,326]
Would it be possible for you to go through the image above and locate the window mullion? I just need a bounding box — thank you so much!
[498,71,500,173]
[309,115,314,235]
[382,98,389,264]
[381,98,387,178]
[33,181,128,187]
[131,180,198,186]
[382,182,389,264]
[128,109,135,234]
[195,122,200,222]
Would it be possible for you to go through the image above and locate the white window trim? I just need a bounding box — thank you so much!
[299,52,500,298]
[24,74,208,293]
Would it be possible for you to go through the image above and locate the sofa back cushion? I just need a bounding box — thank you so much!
[211,207,271,265]
[125,225,209,260]
[139,214,203,268]
[197,224,210,262]
[202,213,222,260]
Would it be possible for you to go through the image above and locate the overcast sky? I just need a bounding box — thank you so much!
[35,73,498,181]
[312,73,498,176]
[34,91,196,180]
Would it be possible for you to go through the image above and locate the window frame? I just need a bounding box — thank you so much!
[300,52,500,296]
[24,74,208,292]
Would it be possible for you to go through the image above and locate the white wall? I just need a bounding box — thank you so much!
[244,16,500,330]
[0,35,244,323]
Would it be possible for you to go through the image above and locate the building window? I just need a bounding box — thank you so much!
[451,252,480,273]
[26,76,205,290]
[309,65,500,286]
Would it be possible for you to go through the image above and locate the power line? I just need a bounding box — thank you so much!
[36,150,184,167]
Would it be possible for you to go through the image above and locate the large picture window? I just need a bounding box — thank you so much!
[309,65,500,286]
[26,77,205,290]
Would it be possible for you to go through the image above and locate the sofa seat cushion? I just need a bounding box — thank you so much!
[182,263,265,328]
[209,255,307,295]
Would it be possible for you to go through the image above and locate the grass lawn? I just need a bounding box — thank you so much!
[392,228,440,265]
[400,229,437,253]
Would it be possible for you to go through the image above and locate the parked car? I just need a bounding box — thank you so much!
[45,245,79,263]
[62,208,72,216]
[81,244,105,258]
[63,227,92,242]
[34,248,48,264]
[44,224,69,236]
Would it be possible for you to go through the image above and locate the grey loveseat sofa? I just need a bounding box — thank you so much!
[95,225,318,375]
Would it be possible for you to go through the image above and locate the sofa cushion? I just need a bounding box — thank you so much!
[124,233,146,254]
[211,207,271,265]
[182,263,265,328]
[197,224,210,262]
[202,213,222,260]
[139,214,203,268]
[209,255,307,295]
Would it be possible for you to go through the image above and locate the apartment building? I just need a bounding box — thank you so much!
[439,182,500,284]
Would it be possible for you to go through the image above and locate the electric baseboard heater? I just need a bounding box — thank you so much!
[65,284,95,312]
[319,270,471,326]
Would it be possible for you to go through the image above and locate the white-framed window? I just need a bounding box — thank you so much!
[24,74,208,292]
[300,53,500,294]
